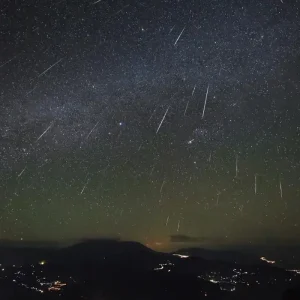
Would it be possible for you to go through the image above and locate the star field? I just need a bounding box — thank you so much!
[1,0,300,249]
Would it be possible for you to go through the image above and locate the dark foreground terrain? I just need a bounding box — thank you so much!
[1,240,300,300]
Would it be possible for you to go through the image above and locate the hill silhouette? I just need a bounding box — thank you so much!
[174,247,262,265]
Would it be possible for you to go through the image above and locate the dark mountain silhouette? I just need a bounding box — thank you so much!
[0,239,280,270]
[52,239,167,271]
[62,239,154,256]
[0,239,161,268]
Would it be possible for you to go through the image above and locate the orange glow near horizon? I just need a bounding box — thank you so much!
[145,239,169,251]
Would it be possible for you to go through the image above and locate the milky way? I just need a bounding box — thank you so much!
[1,0,300,249]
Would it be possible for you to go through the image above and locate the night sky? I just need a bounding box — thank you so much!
[1,0,300,250]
